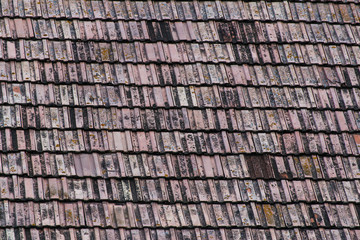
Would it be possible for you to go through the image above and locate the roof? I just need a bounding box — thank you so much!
[0,0,360,239]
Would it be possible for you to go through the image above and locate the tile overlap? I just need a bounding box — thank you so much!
[0,0,359,239]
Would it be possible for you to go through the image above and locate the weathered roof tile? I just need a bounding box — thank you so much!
[0,0,359,238]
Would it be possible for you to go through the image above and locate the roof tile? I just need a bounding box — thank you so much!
[0,0,359,238]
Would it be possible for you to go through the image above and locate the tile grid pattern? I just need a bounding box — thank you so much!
[0,0,359,239]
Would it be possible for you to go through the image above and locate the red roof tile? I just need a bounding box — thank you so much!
[1,0,360,239]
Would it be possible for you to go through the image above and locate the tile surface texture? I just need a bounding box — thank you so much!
[0,0,360,239]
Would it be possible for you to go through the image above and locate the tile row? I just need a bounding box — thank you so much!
[1,61,360,88]
[2,105,360,133]
[77,202,360,228]
[0,200,358,228]
[2,40,360,65]
[0,129,359,154]
[2,83,360,109]
[1,152,360,180]
[4,18,360,45]
[1,227,359,240]
[2,175,359,203]
[1,0,359,23]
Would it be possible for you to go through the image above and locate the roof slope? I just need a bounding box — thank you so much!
[0,0,360,239]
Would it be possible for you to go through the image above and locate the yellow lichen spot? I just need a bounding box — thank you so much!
[263,205,274,225]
